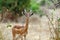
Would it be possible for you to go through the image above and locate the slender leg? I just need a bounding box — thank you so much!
[12,30,16,40]
[13,34,15,40]
[21,36,23,40]
[12,33,15,40]
[24,35,26,40]
[16,35,21,40]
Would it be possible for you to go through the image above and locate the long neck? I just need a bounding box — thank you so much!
[25,17,29,30]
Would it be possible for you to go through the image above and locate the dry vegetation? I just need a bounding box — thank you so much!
[0,8,60,40]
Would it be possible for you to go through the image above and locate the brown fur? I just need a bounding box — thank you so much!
[12,17,29,40]
[12,9,33,40]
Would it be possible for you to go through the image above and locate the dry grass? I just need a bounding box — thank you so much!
[0,14,58,40]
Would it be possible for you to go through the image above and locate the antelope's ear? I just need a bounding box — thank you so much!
[30,13,33,16]
[22,11,25,15]
[22,9,26,15]
[30,10,33,16]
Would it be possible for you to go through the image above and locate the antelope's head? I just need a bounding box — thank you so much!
[22,9,33,18]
